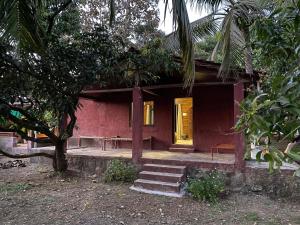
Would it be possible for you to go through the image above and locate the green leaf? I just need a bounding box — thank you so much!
[277,96,290,106]
[294,15,300,31]
[256,150,263,162]
[263,153,273,162]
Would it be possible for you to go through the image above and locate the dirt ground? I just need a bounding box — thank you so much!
[0,158,299,225]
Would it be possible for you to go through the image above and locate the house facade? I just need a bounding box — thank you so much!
[71,59,252,171]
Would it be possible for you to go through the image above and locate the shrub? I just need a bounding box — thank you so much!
[187,170,225,203]
[104,159,137,183]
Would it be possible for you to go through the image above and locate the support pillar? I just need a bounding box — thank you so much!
[132,87,143,164]
[234,82,246,171]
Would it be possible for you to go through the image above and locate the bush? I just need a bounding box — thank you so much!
[104,159,137,183]
[187,170,225,203]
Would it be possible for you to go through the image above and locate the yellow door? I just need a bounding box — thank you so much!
[174,97,193,145]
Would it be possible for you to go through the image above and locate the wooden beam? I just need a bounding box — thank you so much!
[132,87,143,164]
[79,94,103,101]
[80,81,249,96]
[142,89,159,96]
[82,88,133,94]
[143,82,237,90]
[233,82,246,172]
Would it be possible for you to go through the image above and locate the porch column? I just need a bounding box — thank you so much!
[234,82,246,171]
[132,87,143,164]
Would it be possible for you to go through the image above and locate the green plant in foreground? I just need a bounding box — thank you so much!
[0,183,31,194]
[104,159,137,183]
[187,170,225,203]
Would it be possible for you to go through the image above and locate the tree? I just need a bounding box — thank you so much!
[79,0,162,47]
[236,0,300,175]
[0,26,124,172]
[164,0,265,83]
[0,0,125,171]
[0,0,177,172]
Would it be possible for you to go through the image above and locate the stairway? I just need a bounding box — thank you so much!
[130,163,187,197]
[169,144,195,153]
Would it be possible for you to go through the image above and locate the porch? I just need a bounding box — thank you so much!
[67,147,235,171]
[75,82,246,171]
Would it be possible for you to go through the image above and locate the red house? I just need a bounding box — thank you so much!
[69,59,254,172]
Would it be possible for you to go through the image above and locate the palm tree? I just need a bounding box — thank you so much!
[1,0,264,85]
[164,0,265,85]
[0,0,73,52]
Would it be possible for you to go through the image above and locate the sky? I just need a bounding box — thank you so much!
[158,0,206,34]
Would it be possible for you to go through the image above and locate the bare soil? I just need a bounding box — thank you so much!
[0,157,299,225]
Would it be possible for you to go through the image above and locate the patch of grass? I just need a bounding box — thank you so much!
[104,159,137,183]
[187,170,225,203]
[264,220,281,225]
[243,212,260,222]
[292,216,300,225]
[0,183,31,194]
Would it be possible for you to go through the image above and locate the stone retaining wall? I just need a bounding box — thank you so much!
[29,150,300,200]
[29,147,55,165]
[244,167,300,200]
[0,137,17,152]
[67,155,132,177]
[188,164,300,201]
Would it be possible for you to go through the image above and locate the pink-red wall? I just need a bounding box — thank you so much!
[74,85,234,152]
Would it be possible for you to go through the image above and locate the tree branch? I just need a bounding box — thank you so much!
[0,126,53,144]
[0,101,59,143]
[64,109,77,140]
[47,0,73,35]
[0,99,48,129]
[0,148,54,159]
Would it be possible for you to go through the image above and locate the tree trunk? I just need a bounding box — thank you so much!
[53,140,68,172]
[241,26,254,76]
[244,45,253,75]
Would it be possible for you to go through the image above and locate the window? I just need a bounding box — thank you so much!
[144,101,154,125]
[129,101,154,126]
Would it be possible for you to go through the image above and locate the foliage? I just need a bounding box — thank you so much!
[120,38,179,86]
[0,1,126,171]
[194,35,221,62]
[104,159,137,183]
[164,0,265,85]
[236,0,300,174]
[0,25,123,136]
[163,0,195,88]
[187,170,225,203]
[80,0,162,47]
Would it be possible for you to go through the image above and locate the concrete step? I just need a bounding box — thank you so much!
[133,179,181,193]
[169,147,195,153]
[129,185,184,198]
[170,144,194,148]
[139,171,185,183]
[143,163,186,174]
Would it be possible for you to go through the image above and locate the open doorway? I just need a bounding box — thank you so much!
[174,97,193,145]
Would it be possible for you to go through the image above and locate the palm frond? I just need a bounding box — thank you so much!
[163,13,220,86]
[108,0,115,26]
[217,8,245,79]
[0,0,45,52]
[164,14,218,51]
[209,33,221,61]
[192,14,220,41]
[164,0,195,89]
[190,0,223,13]
[214,0,265,78]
